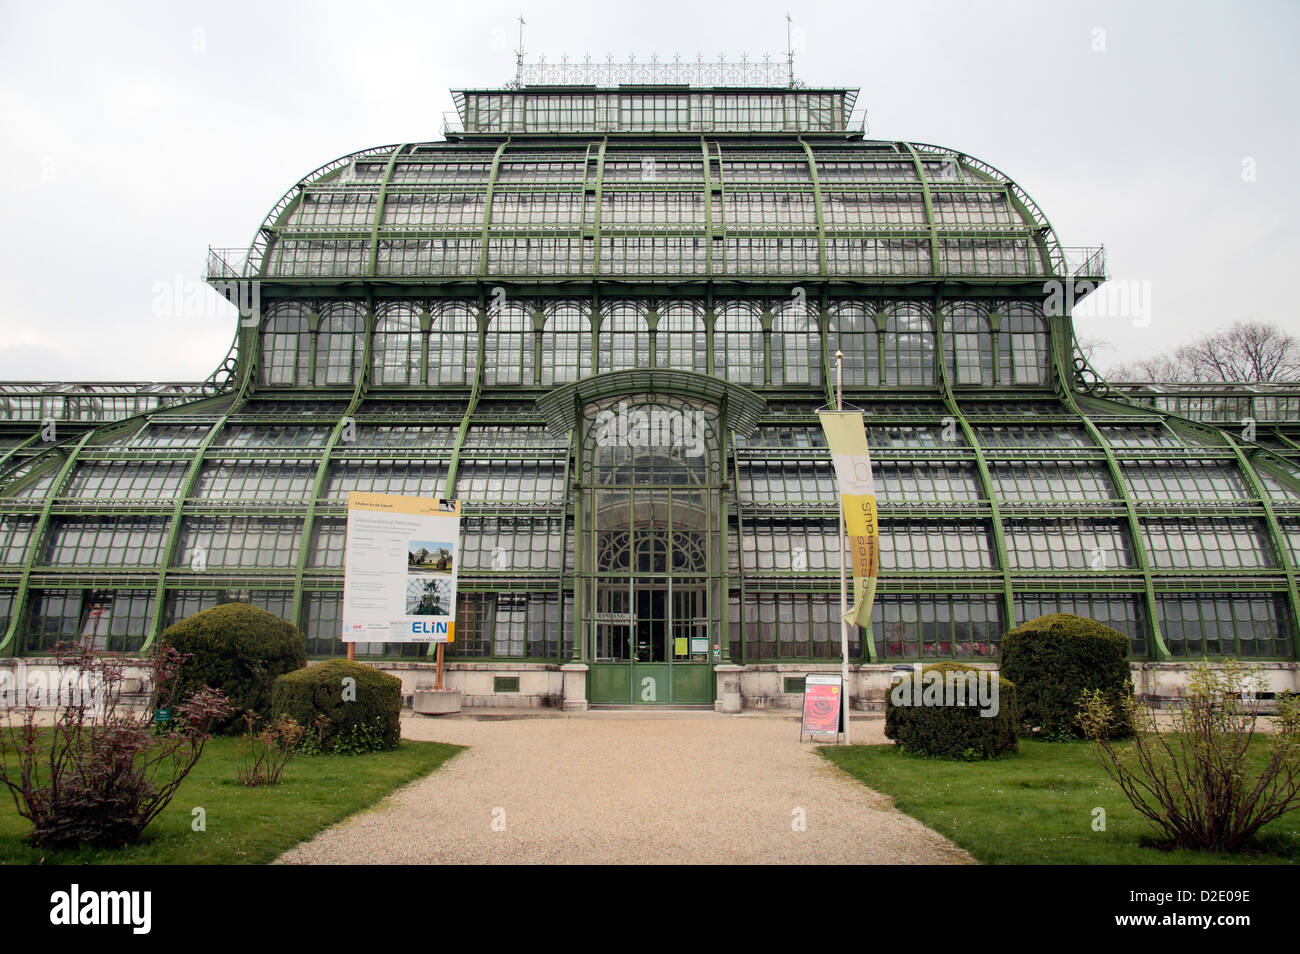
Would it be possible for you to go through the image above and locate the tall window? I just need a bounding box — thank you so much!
[713,301,764,385]
[1000,303,1049,385]
[771,299,821,386]
[541,301,591,385]
[314,303,366,386]
[656,302,706,372]
[598,302,649,373]
[829,302,874,386]
[946,302,993,386]
[260,303,312,386]
[429,302,479,386]
[484,301,535,386]
[883,303,935,386]
[372,303,422,386]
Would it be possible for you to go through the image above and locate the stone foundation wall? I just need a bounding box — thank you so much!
[739,662,1300,713]
[4,658,1297,713]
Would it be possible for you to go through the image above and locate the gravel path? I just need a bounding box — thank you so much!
[274,711,974,865]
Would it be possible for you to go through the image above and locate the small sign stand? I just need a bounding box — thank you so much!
[799,673,845,743]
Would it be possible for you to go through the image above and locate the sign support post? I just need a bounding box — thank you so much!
[836,350,851,745]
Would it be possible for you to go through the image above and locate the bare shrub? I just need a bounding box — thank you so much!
[1078,659,1300,853]
[0,640,231,849]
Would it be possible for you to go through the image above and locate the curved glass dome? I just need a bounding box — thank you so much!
[233,139,1071,282]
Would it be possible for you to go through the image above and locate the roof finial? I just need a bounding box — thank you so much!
[514,15,526,86]
[785,13,796,88]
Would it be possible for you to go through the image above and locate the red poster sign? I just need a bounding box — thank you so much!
[800,674,843,739]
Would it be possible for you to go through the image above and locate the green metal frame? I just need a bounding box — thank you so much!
[5,76,1297,670]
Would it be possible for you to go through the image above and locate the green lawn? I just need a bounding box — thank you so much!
[820,739,1300,865]
[0,736,464,864]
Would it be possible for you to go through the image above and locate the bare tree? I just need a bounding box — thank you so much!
[1108,321,1300,382]
[1074,334,1113,366]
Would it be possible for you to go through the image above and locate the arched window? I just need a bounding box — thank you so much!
[828,302,873,387]
[429,302,478,386]
[771,299,822,386]
[484,301,535,386]
[712,301,764,385]
[371,303,423,386]
[597,302,649,373]
[540,301,591,385]
[883,303,935,386]
[260,302,312,386]
[656,302,706,372]
[945,302,993,386]
[999,303,1049,385]
[314,303,366,386]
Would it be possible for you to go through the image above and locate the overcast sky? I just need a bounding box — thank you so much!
[1,0,1296,381]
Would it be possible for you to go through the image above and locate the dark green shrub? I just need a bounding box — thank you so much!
[999,613,1133,739]
[884,662,1019,760]
[272,660,402,754]
[159,603,307,733]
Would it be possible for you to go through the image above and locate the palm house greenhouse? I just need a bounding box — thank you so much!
[3,62,1299,708]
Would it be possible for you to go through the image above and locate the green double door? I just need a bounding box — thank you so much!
[589,579,713,705]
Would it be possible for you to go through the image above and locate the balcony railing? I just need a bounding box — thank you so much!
[206,246,254,281]
[1060,245,1107,280]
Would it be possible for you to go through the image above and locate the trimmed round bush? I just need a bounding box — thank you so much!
[160,602,307,733]
[271,660,402,753]
[883,662,1019,760]
[999,613,1133,739]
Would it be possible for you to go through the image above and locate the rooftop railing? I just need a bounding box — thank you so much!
[514,54,800,88]
[442,112,867,137]
[1109,382,1300,424]
[0,383,208,423]
[208,243,1106,283]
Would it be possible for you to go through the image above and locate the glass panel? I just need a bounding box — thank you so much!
[1003,518,1135,570]
[1016,594,1147,658]
[1158,594,1291,658]
[540,301,591,385]
[712,302,764,385]
[883,304,934,385]
[871,595,1004,660]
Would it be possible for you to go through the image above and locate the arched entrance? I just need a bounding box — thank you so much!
[536,370,765,706]
[582,395,721,704]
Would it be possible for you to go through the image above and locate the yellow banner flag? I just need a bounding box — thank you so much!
[818,411,879,629]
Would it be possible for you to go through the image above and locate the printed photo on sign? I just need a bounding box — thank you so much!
[406,575,452,616]
[408,540,454,574]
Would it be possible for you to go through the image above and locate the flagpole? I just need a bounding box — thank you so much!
[836,350,850,745]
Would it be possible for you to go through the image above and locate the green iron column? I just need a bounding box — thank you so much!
[366,144,409,277]
[289,296,373,636]
[477,138,511,278]
[1222,435,1300,658]
[1052,316,1170,660]
[143,389,250,652]
[1,432,95,655]
[934,296,1016,636]
[903,143,941,278]
[798,136,827,278]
